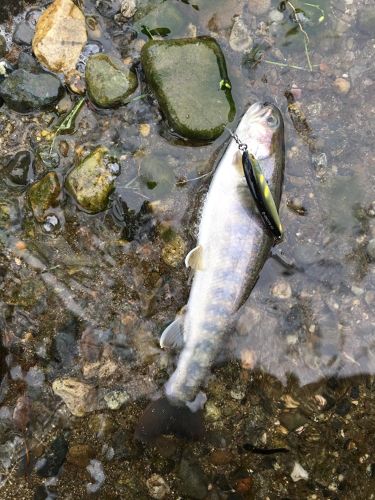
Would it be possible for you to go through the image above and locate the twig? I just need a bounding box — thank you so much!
[263,60,313,71]
[286,0,313,72]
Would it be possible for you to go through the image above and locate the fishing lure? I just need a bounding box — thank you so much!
[229,130,284,240]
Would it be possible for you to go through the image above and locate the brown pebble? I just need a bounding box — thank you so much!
[15,241,27,250]
[210,449,234,466]
[59,140,69,157]
[67,444,95,467]
[333,77,350,95]
[235,477,254,494]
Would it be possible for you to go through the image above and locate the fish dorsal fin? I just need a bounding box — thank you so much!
[160,314,185,349]
[185,245,204,270]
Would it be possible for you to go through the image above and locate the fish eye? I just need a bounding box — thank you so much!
[266,114,279,127]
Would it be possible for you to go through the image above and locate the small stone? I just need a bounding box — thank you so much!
[178,458,208,499]
[28,172,61,222]
[229,15,253,52]
[13,21,34,45]
[0,35,6,57]
[103,390,129,410]
[269,9,284,23]
[18,52,41,73]
[367,239,375,261]
[146,474,170,499]
[0,69,63,112]
[335,398,351,416]
[32,0,87,75]
[139,123,151,137]
[271,280,292,299]
[65,146,116,213]
[52,378,98,416]
[279,411,308,431]
[121,0,137,18]
[86,459,105,494]
[65,69,86,95]
[248,0,271,16]
[333,77,350,95]
[89,414,115,438]
[85,53,137,108]
[234,477,253,495]
[67,444,95,467]
[36,435,68,478]
[95,0,121,17]
[357,6,375,35]
[4,150,31,185]
[209,450,233,466]
[291,462,309,482]
[161,234,186,267]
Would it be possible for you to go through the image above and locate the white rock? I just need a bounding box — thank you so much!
[86,459,105,494]
[229,15,253,52]
[121,0,137,18]
[146,474,170,499]
[291,462,309,482]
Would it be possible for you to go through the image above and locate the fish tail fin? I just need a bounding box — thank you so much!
[134,396,205,443]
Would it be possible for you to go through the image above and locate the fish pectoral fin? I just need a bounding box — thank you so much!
[185,245,204,271]
[160,315,185,349]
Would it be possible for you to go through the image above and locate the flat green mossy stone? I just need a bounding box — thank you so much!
[141,37,235,141]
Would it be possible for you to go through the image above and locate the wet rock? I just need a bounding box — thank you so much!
[140,154,175,200]
[121,0,137,18]
[269,9,284,23]
[52,377,98,416]
[36,434,68,477]
[96,0,121,17]
[229,15,253,52]
[141,37,235,141]
[271,280,292,299]
[279,411,308,431]
[146,474,170,499]
[65,147,116,213]
[161,233,186,267]
[357,6,375,36]
[248,0,271,16]
[85,53,137,108]
[178,458,208,499]
[32,0,87,75]
[290,461,309,482]
[209,449,234,466]
[103,390,129,410]
[366,239,375,261]
[4,150,32,185]
[86,459,105,494]
[0,35,6,58]
[89,414,115,439]
[0,69,63,112]
[67,444,95,467]
[28,172,61,222]
[134,2,187,37]
[13,21,34,46]
[333,77,350,95]
[335,398,351,416]
[18,52,42,73]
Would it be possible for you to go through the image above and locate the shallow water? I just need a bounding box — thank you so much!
[1,0,375,497]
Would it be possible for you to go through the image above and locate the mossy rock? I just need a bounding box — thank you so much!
[85,53,138,108]
[65,146,115,213]
[28,172,61,222]
[141,37,235,141]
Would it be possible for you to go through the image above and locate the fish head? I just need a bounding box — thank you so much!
[237,102,284,161]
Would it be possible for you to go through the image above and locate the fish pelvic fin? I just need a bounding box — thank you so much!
[134,397,205,443]
[160,308,186,349]
[185,245,204,271]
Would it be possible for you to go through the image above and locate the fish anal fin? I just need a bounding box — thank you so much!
[160,313,185,349]
[185,245,204,271]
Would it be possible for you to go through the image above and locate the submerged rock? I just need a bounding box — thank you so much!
[52,377,98,416]
[0,35,6,58]
[134,1,188,37]
[4,151,32,185]
[36,434,68,478]
[13,21,34,46]
[32,0,87,75]
[141,37,235,141]
[85,53,137,108]
[357,6,375,36]
[178,458,208,499]
[65,147,116,213]
[0,69,63,112]
[28,172,61,222]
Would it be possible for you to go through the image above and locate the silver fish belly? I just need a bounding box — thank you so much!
[164,102,285,407]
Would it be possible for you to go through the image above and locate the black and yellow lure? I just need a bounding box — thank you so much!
[230,131,283,241]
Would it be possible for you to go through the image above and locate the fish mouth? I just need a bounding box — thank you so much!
[247,102,274,122]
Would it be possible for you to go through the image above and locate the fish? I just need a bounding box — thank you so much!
[135,102,285,442]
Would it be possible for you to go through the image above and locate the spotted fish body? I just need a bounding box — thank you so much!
[164,102,285,407]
